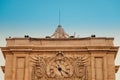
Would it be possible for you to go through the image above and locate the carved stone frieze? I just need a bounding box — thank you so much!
[30,52,89,80]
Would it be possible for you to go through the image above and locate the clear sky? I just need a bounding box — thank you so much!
[0,0,120,80]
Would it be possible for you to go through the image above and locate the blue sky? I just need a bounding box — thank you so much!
[0,0,120,39]
[0,0,120,80]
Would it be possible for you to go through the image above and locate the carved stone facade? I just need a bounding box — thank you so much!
[30,52,89,80]
[1,26,119,80]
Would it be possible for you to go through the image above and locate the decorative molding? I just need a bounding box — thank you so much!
[30,52,89,80]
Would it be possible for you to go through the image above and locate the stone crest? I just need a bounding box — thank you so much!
[75,56,89,80]
[30,52,89,80]
[31,56,46,80]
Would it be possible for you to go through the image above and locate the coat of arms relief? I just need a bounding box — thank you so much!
[30,52,90,80]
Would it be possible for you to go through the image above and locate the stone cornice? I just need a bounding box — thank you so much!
[1,46,119,59]
[2,46,119,51]
[6,37,114,40]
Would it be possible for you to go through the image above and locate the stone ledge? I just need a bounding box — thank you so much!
[1,66,5,73]
[115,65,120,73]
